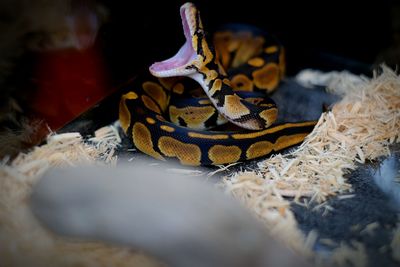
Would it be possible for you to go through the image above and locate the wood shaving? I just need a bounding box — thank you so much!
[328,241,368,267]
[166,168,204,176]
[222,65,400,263]
[304,230,318,251]
[206,162,240,178]
[337,194,356,200]
[319,238,338,247]
[360,222,380,236]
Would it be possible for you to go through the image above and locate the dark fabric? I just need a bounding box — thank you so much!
[61,76,399,267]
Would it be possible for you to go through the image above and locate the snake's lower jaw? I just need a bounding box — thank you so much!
[149,2,200,78]
[149,33,199,77]
[149,37,198,78]
[149,53,198,78]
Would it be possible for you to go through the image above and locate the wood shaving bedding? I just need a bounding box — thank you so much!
[222,65,400,264]
[0,129,163,267]
[360,222,380,236]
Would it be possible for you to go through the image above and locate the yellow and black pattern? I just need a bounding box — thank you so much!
[119,2,317,166]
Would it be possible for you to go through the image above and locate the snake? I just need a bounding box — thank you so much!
[119,2,317,166]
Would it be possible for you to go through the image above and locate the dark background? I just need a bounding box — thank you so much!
[98,0,396,85]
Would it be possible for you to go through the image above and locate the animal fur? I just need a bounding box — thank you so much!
[30,163,313,267]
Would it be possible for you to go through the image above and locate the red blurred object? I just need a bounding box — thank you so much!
[31,45,110,130]
[28,0,111,131]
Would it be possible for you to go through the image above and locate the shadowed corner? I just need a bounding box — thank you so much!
[0,0,112,160]
[29,161,313,267]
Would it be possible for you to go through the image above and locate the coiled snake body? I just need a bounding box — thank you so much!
[119,2,316,166]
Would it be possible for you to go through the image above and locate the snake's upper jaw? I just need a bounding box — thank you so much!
[149,2,201,78]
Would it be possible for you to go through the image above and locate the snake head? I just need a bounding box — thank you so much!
[149,2,211,78]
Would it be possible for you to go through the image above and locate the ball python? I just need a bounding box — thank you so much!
[119,2,317,166]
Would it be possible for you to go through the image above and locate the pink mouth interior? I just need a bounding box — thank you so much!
[149,6,196,73]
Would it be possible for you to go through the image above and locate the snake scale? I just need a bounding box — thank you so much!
[119,2,317,166]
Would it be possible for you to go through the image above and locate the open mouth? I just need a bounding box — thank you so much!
[149,3,197,76]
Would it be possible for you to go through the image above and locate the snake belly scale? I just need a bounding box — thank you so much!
[119,2,317,166]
